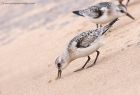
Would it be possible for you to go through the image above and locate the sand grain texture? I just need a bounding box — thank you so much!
[0,0,140,95]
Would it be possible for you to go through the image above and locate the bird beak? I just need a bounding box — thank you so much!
[73,11,84,17]
[125,12,135,20]
[56,69,62,79]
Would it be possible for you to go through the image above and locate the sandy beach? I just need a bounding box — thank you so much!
[0,0,140,95]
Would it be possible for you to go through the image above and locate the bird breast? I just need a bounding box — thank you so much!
[72,36,104,59]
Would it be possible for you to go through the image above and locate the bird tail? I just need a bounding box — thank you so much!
[108,18,119,27]
[102,18,119,35]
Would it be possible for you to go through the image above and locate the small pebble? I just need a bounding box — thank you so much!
[48,64,51,67]
[48,80,52,83]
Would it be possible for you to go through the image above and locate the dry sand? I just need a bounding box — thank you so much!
[0,0,140,95]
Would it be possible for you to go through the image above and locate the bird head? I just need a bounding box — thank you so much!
[55,56,64,79]
[55,54,70,79]
[117,4,135,20]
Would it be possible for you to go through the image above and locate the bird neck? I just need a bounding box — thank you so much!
[61,49,71,69]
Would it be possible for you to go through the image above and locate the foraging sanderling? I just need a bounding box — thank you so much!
[55,18,119,79]
[73,2,134,28]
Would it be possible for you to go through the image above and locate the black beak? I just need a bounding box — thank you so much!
[125,12,135,20]
[56,69,62,79]
[73,11,84,16]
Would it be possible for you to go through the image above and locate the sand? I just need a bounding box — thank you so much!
[0,0,140,95]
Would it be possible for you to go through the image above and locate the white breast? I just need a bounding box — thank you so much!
[73,36,104,59]
[88,7,118,24]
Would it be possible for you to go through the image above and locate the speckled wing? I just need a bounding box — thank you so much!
[96,2,113,9]
[92,2,114,18]
[77,35,97,48]
[86,2,113,19]
[69,30,99,48]
[86,6,103,18]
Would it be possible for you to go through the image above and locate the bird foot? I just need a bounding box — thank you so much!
[86,64,94,69]
[74,68,85,72]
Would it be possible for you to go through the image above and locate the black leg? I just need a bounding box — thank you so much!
[126,0,130,6]
[96,24,103,28]
[119,1,122,5]
[96,24,99,28]
[56,69,62,79]
[74,56,91,72]
[100,24,102,28]
[87,50,100,68]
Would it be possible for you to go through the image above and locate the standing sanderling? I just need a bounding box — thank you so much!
[73,2,134,28]
[55,18,118,79]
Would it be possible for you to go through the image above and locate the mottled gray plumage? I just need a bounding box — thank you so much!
[68,29,100,48]
[73,1,134,28]
[96,2,113,9]
[68,18,118,50]
[74,2,115,19]
[79,6,102,18]
[55,19,118,79]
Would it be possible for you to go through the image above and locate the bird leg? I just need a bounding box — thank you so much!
[119,0,130,6]
[96,24,99,28]
[126,0,130,6]
[56,69,62,79]
[100,24,102,28]
[74,56,91,72]
[87,50,100,68]
[119,1,123,5]
[96,24,102,28]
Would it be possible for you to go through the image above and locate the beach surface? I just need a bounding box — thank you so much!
[0,0,140,95]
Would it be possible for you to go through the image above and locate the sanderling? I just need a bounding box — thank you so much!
[73,2,134,28]
[55,18,118,79]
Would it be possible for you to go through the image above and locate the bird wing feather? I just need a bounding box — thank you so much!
[86,5,103,18]
[96,2,113,9]
[68,30,99,49]
[86,2,113,18]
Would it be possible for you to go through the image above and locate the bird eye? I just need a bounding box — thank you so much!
[120,10,124,13]
[57,63,61,68]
